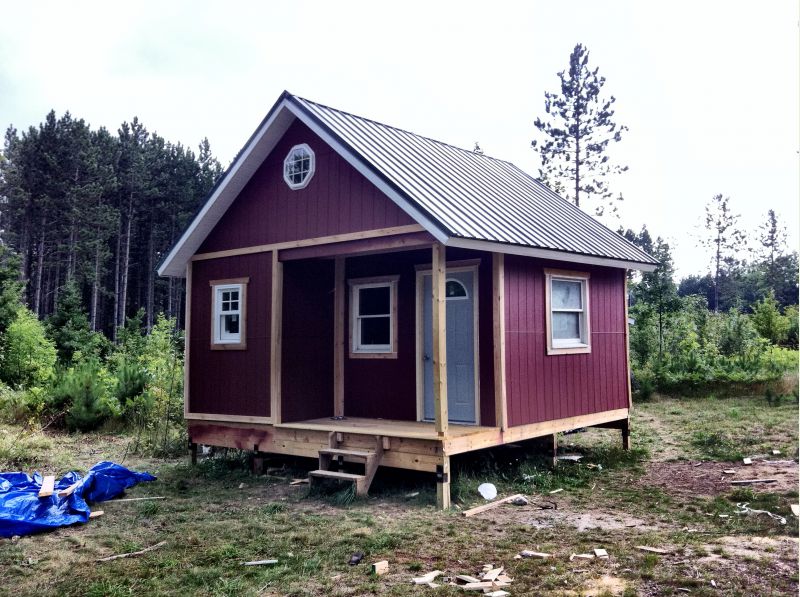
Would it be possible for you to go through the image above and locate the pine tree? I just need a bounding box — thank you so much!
[756,209,788,296]
[700,194,745,312]
[532,43,628,218]
[635,237,681,357]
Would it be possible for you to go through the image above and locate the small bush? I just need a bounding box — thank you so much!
[51,360,114,431]
[0,308,57,388]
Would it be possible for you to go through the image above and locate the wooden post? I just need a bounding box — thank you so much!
[492,253,508,430]
[432,243,448,437]
[333,257,345,417]
[189,442,197,465]
[270,250,283,424]
[551,433,558,468]
[436,455,451,510]
[622,419,631,451]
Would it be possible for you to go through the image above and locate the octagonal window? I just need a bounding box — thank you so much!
[283,143,315,190]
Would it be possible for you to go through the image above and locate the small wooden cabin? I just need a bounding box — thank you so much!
[158,92,657,508]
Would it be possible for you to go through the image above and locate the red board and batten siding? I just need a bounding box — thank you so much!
[189,253,271,417]
[198,119,417,254]
[503,255,629,427]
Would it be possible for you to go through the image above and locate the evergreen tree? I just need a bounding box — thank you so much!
[635,237,681,357]
[532,43,628,218]
[700,194,745,312]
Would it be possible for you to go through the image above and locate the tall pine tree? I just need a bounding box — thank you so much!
[532,43,628,218]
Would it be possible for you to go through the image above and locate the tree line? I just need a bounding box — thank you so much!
[0,111,222,339]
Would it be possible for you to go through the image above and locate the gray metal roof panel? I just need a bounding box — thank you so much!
[290,94,657,266]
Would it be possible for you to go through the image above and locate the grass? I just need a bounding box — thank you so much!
[0,391,798,596]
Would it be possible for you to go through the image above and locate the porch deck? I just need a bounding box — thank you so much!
[276,417,496,441]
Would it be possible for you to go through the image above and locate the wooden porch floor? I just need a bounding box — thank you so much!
[276,417,497,440]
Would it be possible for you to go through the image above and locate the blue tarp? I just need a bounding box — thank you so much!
[0,461,156,538]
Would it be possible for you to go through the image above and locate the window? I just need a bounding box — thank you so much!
[545,269,590,355]
[210,278,248,350]
[283,143,315,190]
[349,276,398,358]
[445,278,468,300]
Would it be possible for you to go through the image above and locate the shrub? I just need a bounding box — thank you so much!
[51,360,114,431]
[0,307,57,388]
[114,361,149,413]
[751,293,790,346]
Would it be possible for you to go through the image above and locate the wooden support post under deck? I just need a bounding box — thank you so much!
[189,442,197,465]
[270,250,283,424]
[333,257,345,417]
[622,419,631,451]
[492,253,508,430]
[436,455,451,510]
[432,243,448,437]
[551,433,558,469]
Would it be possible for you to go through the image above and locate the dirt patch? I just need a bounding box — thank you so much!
[637,460,798,497]
[560,574,629,596]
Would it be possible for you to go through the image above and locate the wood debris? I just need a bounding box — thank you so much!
[482,566,504,581]
[742,457,753,465]
[462,494,525,517]
[730,478,777,485]
[38,475,55,498]
[791,505,799,517]
[411,570,442,584]
[636,546,670,554]
[456,574,481,584]
[289,478,309,485]
[722,469,736,474]
[110,496,166,503]
[372,560,389,576]
[89,511,104,519]
[242,559,278,566]
[461,581,510,591]
[486,592,511,597]
[96,540,167,562]
[519,550,550,558]
[549,488,564,494]
[58,480,81,497]
[593,548,609,558]
[772,449,781,455]
[570,553,595,560]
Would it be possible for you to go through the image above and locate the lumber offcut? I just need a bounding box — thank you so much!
[730,479,777,486]
[38,475,55,498]
[96,541,167,562]
[462,494,525,517]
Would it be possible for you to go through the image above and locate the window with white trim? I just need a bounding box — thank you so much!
[283,143,315,190]
[545,269,590,355]
[349,277,398,357]
[210,279,248,349]
[445,278,468,300]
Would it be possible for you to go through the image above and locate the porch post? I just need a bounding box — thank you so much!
[333,257,345,417]
[432,242,448,437]
[492,253,508,430]
[270,250,283,424]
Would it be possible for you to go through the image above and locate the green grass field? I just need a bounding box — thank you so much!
[1,392,797,596]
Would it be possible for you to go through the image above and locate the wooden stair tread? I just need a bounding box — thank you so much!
[318,448,374,459]
[309,470,365,481]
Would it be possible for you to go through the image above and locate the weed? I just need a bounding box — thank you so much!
[263,502,288,515]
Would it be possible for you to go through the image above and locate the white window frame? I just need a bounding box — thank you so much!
[544,269,591,355]
[282,143,316,190]
[445,278,469,301]
[348,276,398,359]
[210,278,248,350]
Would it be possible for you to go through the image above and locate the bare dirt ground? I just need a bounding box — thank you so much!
[639,459,799,497]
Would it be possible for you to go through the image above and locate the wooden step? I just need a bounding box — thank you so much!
[318,448,374,462]
[308,469,365,482]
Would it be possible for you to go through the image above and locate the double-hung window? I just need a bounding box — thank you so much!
[210,278,248,350]
[349,276,398,358]
[545,269,590,355]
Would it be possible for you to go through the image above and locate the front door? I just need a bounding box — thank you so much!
[421,268,477,424]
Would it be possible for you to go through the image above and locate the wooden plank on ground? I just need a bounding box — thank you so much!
[730,479,777,485]
[412,570,442,584]
[89,510,104,519]
[96,540,166,562]
[58,480,80,497]
[462,494,525,517]
[636,546,670,554]
[38,475,55,498]
[372,560,389,575]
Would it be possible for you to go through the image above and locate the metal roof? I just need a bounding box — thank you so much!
[291,94,657,268]
[158,92,656,277]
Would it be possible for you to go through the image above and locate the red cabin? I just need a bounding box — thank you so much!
[158,92,657,507]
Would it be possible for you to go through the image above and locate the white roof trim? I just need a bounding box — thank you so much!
[158,97,447,278]
[446,238,658,271]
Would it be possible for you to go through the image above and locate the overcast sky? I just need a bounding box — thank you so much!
[1,1,797,277]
